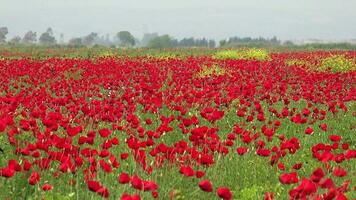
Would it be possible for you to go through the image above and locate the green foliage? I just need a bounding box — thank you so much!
[147,35,173,48]
[213,48,270,61]
[39,28,56,46]
[0,27,8,43]
[117,31,135,47]
[318,55,356,72]
[34,192,75,200]
[239,185,266,200]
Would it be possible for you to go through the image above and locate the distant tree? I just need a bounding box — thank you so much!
[283,40,294,46]
[208,39,216,48]
[179,37,195,47]
[271,36,279,44]
[147,35,173,48]
[68,37,83,47]
[59,33,64,44]
[219,39,226,47]
[199,38,208,47]
[141,33,158,47]
[22,31,37,44]
[0,27,9,43]
[9,36,21,45]
[39,28,56,45]
[82,32,98,46]
[117,31,135,47]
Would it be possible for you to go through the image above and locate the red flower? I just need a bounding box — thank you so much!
[23,159,32,171]
[0,167,15,178]
[118,172,131,184]
[199,180,213,192]
[333,167,347,177]
[195,170,205,178]
[42,183,53,191]
[279,172,299,184]
[99,128,112,138]
[256,148,271,157]
[304,127,314,135]
[236,147,249,155]
[329,134,342,142]
[200,108,224,123]
[179,166,194,177]
[236,109,246,117]
[292,163,303,170]
[319,178,334,189]
[217,187,232,200]
[121,153,130,160]
[99,159,112,173]
[319,123,327,131]
[289,178,317,199]
[67,125,82,137]
[143,180,158,191]
[310,167,325,183]
[87,180,102,192]
[28,171,40,185]
[97,187,110,198]
[120,193,141,200]
[131,175,143,190]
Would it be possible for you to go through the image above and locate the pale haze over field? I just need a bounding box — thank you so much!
[1,0,356,41]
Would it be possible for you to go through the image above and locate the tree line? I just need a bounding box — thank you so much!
[1,26,356,50]
[0,27,216,48]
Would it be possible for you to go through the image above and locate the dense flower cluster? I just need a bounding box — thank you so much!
[0,51,355,199]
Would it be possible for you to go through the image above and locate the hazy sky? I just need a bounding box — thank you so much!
[1,0,356,41]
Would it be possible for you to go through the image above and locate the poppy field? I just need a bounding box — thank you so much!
[0,49,355,200]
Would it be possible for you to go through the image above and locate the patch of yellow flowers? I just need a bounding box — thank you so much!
[213,48,270,61]
[196,65,230,78]
[96,51,116,58]
[319,55,356,72]
[285,55,356,73]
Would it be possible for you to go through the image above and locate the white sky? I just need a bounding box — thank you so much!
[1,0,355,41]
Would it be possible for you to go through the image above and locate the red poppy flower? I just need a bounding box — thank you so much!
[87,180,102,192]
[319,123,328,131]
[28,171,41,185]
[236,147,249,155]
[304,127,314,135]
[195,170,205,178]
[333,167,347,177]
[179,166,194,177]
[131,175,143,190]
[217,187,232,200]
[0,167,15,178]
[310,167,325,183]
[199,180,213,192]
[99,128,112,138]
[42,183,53,191]
[329,134,342,142]
[118,172,131,184]
[279,172,299,184]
